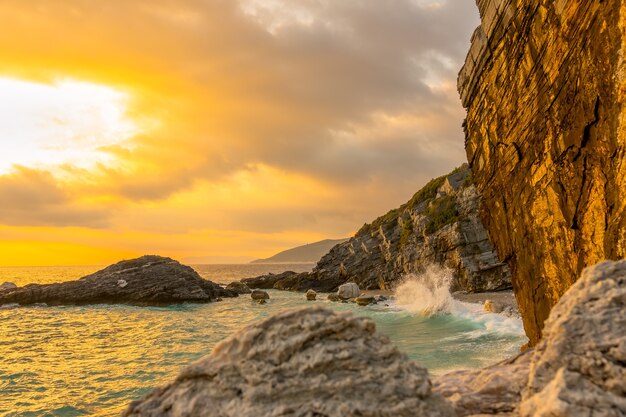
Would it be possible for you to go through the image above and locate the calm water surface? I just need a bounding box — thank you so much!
[0,264,526,416]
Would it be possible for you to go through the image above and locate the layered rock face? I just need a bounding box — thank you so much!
[124,307,455,417]
[315,166,510,292]
[244,166,511,293]
[0,255,237,306]
[460,0,626,345]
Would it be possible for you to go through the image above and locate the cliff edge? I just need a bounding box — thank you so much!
[460,0,626,345]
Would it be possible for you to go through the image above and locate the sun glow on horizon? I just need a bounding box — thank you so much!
[0,77,140,174]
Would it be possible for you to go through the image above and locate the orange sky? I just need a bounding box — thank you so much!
[0,0,479,266]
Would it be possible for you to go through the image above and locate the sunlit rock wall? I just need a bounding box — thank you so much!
[459,0,626,345]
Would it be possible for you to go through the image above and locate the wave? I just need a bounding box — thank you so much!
[393,265,454,316]
[392,265,526,337]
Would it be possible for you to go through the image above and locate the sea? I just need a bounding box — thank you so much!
[0,263,527,416]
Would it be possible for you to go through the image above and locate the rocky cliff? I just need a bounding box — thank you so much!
[460,0,626,345]
[244,166,511,293]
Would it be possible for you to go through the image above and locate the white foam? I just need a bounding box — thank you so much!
[392,265,526,337]
[393,265,454,316]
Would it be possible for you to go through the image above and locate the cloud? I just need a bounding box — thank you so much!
[0,167,109,227]
[0,0,478,198]
[0,0,480,259]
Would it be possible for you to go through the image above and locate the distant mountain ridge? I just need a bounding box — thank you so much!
[251,239,348,264]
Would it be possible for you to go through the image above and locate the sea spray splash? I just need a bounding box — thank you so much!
[394,265,454,315]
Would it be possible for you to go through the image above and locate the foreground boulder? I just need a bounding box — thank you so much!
[519,260,626,417]
[124,307,455,417]
[0,255,237,306]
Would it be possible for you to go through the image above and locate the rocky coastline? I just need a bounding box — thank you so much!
[124,259,626,417]
[238,165,512,295]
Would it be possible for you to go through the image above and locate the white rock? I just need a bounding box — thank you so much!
[117,279,128,288]
[337,282,360,299]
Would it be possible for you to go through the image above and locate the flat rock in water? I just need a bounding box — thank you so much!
[225,282,252,294]
[355,295,375,306]
[0,255,237,306]
[124,306,455,417]
[241,271,298,289]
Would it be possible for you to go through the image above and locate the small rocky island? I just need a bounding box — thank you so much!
[0,255,237,306]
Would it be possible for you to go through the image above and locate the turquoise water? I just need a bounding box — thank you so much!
[0,265,526,416]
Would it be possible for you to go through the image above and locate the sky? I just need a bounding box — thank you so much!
[0,0,479,266]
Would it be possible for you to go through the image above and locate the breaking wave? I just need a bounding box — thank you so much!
[393,265,455,316]
[392,264,526,337]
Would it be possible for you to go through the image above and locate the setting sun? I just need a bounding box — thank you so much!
[0,77,138,174]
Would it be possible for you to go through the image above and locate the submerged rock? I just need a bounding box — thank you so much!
[355,295,375,306]
[124,307,455,417]
[225,282,252,294]
[250,290,269,301]
[519,260,626,417]
[338,282,360,300]
[305,289,316,301]
[0,256,236,306]
[327,293,341,302]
